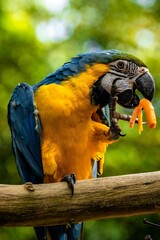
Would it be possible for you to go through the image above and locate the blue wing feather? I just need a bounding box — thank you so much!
[8,82,43,183]
[67,223,83,240]
[8,82,83,240]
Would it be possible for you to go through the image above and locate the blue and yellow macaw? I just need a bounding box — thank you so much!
[8,50,155,240]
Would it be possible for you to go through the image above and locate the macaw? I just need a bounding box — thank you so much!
[8,49,155,240]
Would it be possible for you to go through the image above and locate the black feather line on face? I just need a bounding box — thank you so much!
[90,75,110,108]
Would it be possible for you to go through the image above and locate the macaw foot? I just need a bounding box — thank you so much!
[61,173,76,196]
[109,95,126,140]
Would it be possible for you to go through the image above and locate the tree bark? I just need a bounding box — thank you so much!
[0,171,160,227]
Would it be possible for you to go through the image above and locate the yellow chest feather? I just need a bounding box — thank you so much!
[34,64,111,182]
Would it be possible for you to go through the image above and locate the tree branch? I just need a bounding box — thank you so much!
[1,171,160,227]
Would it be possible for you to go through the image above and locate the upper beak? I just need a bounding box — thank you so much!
[135,71,155,101]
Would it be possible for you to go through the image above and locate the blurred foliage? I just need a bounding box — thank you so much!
[0,0,160,239]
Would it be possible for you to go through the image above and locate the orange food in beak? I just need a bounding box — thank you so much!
[129,98,157,134]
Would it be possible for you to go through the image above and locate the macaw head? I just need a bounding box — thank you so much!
[37,49,155,110]
[88,49,155,109]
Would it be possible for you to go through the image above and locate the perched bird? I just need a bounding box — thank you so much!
[8,49,155,240]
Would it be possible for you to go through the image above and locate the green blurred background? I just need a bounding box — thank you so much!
[0,0,160,239]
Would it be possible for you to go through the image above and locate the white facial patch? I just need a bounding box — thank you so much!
[101,73,115,94]
[101,73,134,94]
[114,79,134,92]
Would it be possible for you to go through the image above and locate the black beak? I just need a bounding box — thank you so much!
[116,71,155,109]
[135,71,155,101]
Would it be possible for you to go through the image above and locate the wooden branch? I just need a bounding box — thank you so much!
[1,171,160,227]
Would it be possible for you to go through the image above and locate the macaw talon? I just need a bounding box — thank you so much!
[108,94,126,140]
[70,173,76,184]
[119,132,126,137]
[61,173,76,196]
[24,182,35,192]
[109,124,125,140]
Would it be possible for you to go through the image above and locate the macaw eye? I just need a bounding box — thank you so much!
[117,61,125,69]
